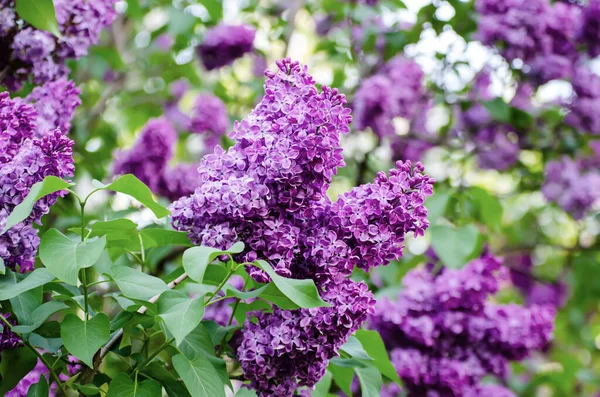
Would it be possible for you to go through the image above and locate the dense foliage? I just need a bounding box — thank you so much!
[0,0,599,396]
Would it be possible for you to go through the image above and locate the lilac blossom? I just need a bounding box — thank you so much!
[370,254,555,397]
[508,254,568,308]
[567,68,600,135]
[0,313,20,352]
[197,24,255,70]
[26,79,81,136]
[578,0,600,57]
[189,94,229,148]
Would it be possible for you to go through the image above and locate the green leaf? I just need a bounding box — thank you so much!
[467,187,503,228]
[254,260,330,308]
[10,287,43,324]
[26,375,49,397]
[107,373,161,397]
[0,258,5,275]
[340,336,373,361]
[1,176,73,234]
[312,371,333,397]
[425,189,454,224]
[430,224,482,268]
[157,290,205,346]
[355,329,401,384]
[182,242,244,283]
[61,313,110,368]
[110,266,168,300]
[15,0,61,37]
[0,346,38,394]
[172,354,226,397]
[92,175,170,218]
[12,301,69,334]
[223,284,268,300]
[0,269,55,301]
[141,228,192,249]
[39,229,106,286]
[328,362,354,396]
[198,0,223,21]
[256,283,299,309]
[355,365,383,397]
[482,98,511,123]
[179,324,217,361]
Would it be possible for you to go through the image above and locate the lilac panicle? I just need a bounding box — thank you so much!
[0,312,20,352]
[26,79,81,136]
[578,0,600,57]
[189,94,229,148]
[369,254,555,397]
[112,118,177,193]
[171,59,434,396]
[197,24,255,70]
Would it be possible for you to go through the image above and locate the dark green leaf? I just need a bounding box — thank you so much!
[15,0,61,36]
[1,176,73,234]
[329,362,354,396]
[483,98,511,123]
[0,346,38,394]
[107,373,162,397]
[10,287,42,324]
[61,313,110,368]
[254,260,329,308]
[39,229,106,285]
[141,229,192,249]
[182,242,244,283]
[157,290,205,346]
[12,301,69,334]
[92,175,170,218]
[110,266,168,300]
[172,354,226,397]
[26,374,49,397]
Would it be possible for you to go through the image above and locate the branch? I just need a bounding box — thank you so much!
[0,66,8,82]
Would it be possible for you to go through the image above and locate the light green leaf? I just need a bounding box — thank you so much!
[172,354,226,397]
[467,187,503,228]
[92,175,170,218]
[328,362,354,397]
[0,258,5,275]
[39,229,106,285]
[312,371,333,397]
[430,224,482,268]
[223,283,268,300]
[482,98,510,123]
[110,266,168,300]
[0,346,38,394]
[198,0,223,21]
[26,374,49,397]
[15,0,61,37]
[425,189,454,224]
[254,260,329,309]
[182,242,244,284]
[340,336,373,361]
[12,301,69,334]
[355,365,383,397]
[157,290,205,346]
[179,324,217,361]
[1,176,73,234]
[355,329,401,384]
[107,373,161,397]
[61,313,110,368]
[0,269,55,301]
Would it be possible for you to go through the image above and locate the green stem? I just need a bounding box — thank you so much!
[206,267,235,305]
[0,314,68,395]
[81,269,89,320]
[129,337,175,374]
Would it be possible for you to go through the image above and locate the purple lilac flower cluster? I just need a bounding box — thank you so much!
[508,254,568,308]
[0,313,19,352]
[170,59,434,396]
[197,24,256,71]
[370,254,555,397]
[0,0,116,91]
[566,68,600,135]
[542,153,600,220]
[353,56,426,139]
[476,0,581,84]
[189,94,229,148]
[0,89,76,272]
[112,118,202,201]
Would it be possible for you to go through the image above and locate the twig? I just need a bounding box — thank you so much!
[79,272,189,388]
[0,66,8,82]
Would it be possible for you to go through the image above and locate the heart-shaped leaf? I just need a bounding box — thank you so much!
[0,269,55,301]
[39,229,106,285]
[172,354,225,397]
[107,373,161,397]
[183,242,244,284]
[157,290,205,346]
[61,313,110,368]
[110,266,168,301]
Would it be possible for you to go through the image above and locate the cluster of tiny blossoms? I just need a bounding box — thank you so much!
[0,0,116,91]
[196,24,255,71]
[112,118,202,201]
[188,93,229,148]
[353,56,427,139]
[170,59,434,396]
[5,356,80,397]
[0,82,77,272]
[508,254,568,308]
[370,253,555,397]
